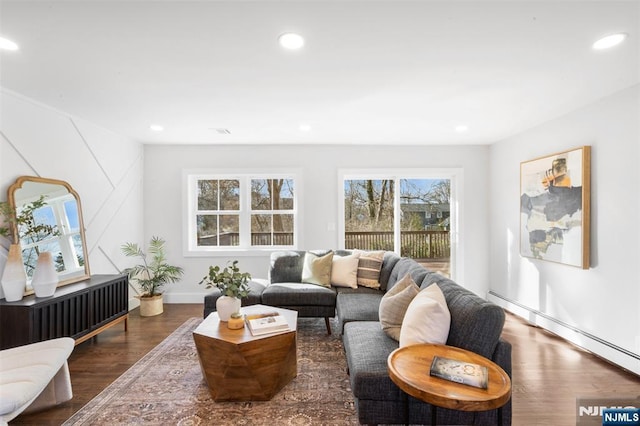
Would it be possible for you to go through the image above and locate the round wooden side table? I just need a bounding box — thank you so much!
[388,343,511,425]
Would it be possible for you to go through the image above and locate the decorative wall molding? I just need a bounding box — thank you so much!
[70,117,116,190]
[0,130,38,177]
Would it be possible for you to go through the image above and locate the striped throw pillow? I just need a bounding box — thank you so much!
[355,250,385,289]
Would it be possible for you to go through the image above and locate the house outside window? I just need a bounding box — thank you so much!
[185,171,298,254]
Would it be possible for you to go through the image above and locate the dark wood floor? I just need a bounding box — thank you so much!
[12,304,640,425]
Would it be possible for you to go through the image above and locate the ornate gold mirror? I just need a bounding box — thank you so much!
[7,176,91,292]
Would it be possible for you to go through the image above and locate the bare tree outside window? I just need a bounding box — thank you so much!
[345,179,394,233]
[251,179,294,246]
[196,179,240,246]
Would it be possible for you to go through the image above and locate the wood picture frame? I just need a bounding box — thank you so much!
[520,146,591,269]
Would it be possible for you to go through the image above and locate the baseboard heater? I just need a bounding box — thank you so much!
[487,291,640,376]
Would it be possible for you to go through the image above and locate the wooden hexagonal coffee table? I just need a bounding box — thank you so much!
[193,304,298,401]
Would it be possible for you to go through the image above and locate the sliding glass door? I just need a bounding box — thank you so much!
[341,170,458,278]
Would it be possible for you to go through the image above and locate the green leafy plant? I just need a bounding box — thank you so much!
[1,196,62,277]
[0,201,13,240]
[0,196,59,242]
[199,260,251,299]
[121,236,184,297]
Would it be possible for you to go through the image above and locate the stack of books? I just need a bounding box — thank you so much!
[245,312,290,336]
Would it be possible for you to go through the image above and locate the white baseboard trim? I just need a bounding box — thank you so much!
[128,297,140,311]
[488,291,640,376]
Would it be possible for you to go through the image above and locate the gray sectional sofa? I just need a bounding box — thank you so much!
[204,250,348,333]
[203,250,512,425]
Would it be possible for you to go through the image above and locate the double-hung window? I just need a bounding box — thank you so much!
[185,171,298,253]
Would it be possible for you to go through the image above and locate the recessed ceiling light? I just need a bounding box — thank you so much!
[0,37,19,51]
[455,125,469,133]
[279,32,304,50]
[149,124,164,132]
[299,124,311,132]
[593,33,628,50]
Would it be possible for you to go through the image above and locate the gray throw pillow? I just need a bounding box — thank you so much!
[270,251,305,283]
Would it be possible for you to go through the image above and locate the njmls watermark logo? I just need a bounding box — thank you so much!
[577,397,640,426]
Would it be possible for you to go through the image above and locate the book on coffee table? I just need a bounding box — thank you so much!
[429,356,489,389]
[245,312,290,336]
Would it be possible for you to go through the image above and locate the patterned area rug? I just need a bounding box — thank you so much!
[63,317,358,426]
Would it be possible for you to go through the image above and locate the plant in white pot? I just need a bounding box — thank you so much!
[121,236,184,317]
[200,260,251,321]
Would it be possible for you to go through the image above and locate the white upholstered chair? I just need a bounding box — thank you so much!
[0,337,75,425]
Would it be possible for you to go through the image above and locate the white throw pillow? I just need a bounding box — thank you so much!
[378,273,420,341]
[399,284,451,347]
[330,253,361,288]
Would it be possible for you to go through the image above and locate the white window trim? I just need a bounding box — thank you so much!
[337,168,463,282]
[182,168,302,257]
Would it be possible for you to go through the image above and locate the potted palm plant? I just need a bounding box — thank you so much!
[121,236,184,316]
[200,260,251,321]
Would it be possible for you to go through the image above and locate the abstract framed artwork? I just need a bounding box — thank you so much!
[520,146,591,269]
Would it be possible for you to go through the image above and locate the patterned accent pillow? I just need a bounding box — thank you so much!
[399,283,451,347]
[301,251,334,288]
[355,250,385,289]
[330,253,361,288]
[378,273,420,341]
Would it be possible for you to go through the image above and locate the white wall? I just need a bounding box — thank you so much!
[488,84,640,374]
[144,144,490,304]
[0,89,144,308]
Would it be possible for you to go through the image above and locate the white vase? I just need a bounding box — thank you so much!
[216,295,241,321]
[1,244,27,302]
[31,252,59,297]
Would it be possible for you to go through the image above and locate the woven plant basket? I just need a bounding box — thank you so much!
[139,294,163,317]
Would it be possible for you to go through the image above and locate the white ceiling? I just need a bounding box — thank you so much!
[0,1,638,145]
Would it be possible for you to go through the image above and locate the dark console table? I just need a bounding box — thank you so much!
[0,274,129,350]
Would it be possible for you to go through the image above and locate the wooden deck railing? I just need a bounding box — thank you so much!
[199,231,450,259]
[345,230,450,259]
[199,233,294,246]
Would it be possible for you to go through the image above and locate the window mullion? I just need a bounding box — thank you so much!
[189,176,199,251]
[240,177,251,248]
[393,178,401,255]
[54,201,75,269]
